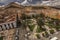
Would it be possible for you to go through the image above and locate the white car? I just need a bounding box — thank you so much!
[50,37,58,40]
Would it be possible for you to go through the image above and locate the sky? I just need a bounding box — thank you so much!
[0,0,42,5]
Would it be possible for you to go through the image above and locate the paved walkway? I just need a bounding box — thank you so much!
[33,25,37,33]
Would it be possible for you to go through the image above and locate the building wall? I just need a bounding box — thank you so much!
[0,29,15,40]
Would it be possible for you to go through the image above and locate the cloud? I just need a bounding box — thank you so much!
[0,0,17,5]
[0,0,42,5]
[0,0,8,3]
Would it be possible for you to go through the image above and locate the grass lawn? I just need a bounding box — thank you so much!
[28,25,35,31]
[36,27,43,33]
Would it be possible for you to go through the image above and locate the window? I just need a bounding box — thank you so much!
[11,23,14,28]
[4,24,7,29]
[8,24,11,29]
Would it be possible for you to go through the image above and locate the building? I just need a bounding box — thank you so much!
[0,2,60,40]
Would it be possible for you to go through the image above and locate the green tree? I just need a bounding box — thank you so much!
[45,31,49,38]
[49,30,54,34]
[37,18,44,27]
[36,34,40,39]
[39,13,45,18]
[21,13,27,20]
[0,37,3,40]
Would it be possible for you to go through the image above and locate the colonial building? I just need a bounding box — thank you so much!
[0,2,60,40]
